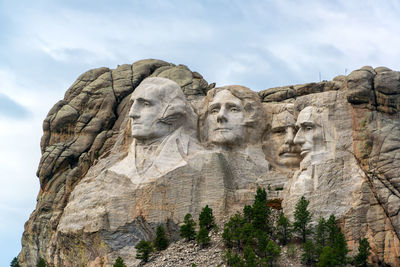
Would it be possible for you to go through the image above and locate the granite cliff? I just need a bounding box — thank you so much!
[19,59,400,266]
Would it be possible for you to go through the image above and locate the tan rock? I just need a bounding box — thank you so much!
[19,61,400,267]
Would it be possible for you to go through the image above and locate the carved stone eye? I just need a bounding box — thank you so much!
[230,107,239,112]
[272,128,285,134]
[210,108,219,114]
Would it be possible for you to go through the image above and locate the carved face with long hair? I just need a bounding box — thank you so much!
[129,77,196,144]
[199,85,263,149]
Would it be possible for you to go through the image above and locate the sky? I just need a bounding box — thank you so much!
[1,0,400,265]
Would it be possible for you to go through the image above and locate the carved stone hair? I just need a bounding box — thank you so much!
[198,85,264,144]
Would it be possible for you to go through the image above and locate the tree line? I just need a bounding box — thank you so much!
[11,188,371,267]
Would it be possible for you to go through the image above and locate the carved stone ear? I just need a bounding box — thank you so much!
[243,102,258,123]
[244,102,255,116]
[159,113,183,125]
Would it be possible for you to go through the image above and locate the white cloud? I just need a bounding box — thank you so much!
[1,0,400,265]
[0,68,55,263]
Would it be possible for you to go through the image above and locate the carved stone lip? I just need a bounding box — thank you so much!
[280,152,299,158]
[300,149,310,156]
[214,127,232,131]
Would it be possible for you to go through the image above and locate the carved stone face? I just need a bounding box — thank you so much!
[263,109,301,169]
[128,77,192,144]
[207,90,245,146]
[129,86,171,142]
[293,106,324,161]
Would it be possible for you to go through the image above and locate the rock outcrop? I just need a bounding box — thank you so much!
[19,60,400,266]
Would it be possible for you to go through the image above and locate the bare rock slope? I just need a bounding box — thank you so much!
[19,60,400,266]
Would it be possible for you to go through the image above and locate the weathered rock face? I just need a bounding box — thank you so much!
[19,60,400,266]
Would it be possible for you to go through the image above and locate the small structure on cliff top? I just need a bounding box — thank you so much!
[19,60,400,266]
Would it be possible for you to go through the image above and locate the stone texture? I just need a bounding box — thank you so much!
[19,60,400,267]
[19,59,209,267]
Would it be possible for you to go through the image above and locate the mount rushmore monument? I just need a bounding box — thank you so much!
[19,59,400,266]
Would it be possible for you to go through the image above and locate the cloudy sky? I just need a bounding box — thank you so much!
[1,0,400,265]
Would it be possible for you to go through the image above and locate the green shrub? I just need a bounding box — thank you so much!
[287,244,297,259]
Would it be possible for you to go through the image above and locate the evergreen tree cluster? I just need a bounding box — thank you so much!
[302,214,350,266]
[222,187,281,266]
[133,223,169,263]
[220,190,371,267]
[20,188,371,267]
[179,204,216,248]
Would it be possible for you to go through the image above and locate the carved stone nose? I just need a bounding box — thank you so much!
[129,103,140,119]
[216,108,227,123]
[293,129,304,145]
[285,127,295,144]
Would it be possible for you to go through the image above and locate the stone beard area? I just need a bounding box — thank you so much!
[19,59,400,266]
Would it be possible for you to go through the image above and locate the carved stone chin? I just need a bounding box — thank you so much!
[129,77,197,145]
[207,90,245,146]
[200,85,265,151]
[107,77,203,185]
[20,61,400,267]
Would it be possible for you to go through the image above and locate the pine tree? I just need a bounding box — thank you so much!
[154,225,169,251]
[240,223,256,246]
[37,257,46,267]
[135,240,153,263]
[315,217,328,255]
[317,246,339,267]
[326,214,340,247]
[196,226,210,248]
[276,212,292,245]
[199,205,215,231]
[333,232,348,266]
[264,239,281,266]
[180,213,196,241]
[251,187,271,234]
[256,231,270,258]
[243,244,257,267]
[254,186,267,203]
[222,213,245,249]
[225,249,244,267]
[243,205,253,222]
[354,238,371,267]
[302,240,317,265]
[113,256,127,267]
[10,257,20,267]
[293,196,312,243]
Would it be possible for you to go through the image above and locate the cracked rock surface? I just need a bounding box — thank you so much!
[19,61,400,266]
